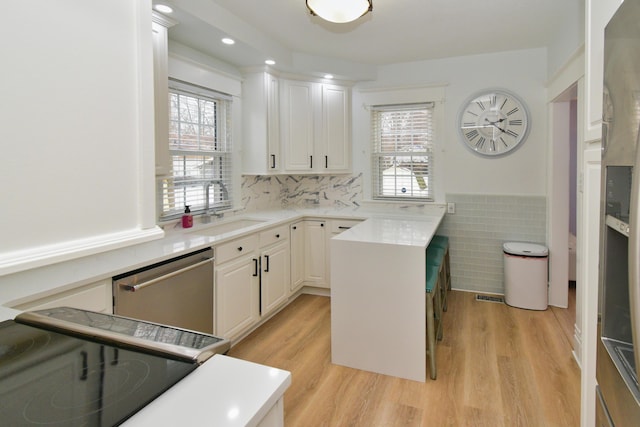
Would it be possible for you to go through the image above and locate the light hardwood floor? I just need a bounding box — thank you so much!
[228,290,580,426]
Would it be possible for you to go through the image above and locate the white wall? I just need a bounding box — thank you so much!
[0,0,160,275]
[546,0,585,79]
[167,41,244,210]
[353,48,549,200]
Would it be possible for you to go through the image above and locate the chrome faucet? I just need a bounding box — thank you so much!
[202,180,228,223]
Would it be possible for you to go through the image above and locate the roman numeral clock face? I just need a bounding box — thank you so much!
[458,89,530,157]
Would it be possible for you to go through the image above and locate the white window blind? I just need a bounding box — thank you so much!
[371,103,435,201]
[158,79,233,220]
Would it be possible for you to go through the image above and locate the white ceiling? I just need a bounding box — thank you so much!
[156,0,581,80]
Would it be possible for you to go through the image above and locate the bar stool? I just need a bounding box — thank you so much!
[427,244,448,314]
[429,235,451,310]
[425,262,442,379]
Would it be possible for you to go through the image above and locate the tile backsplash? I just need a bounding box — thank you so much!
[241,174,363,211]
[241,176,546,295]
[438,194,546,295]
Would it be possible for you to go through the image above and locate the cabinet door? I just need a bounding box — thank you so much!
[282,80,316,171]
[215,256,260,340]
[266,74,280,170]
[261,240,290,317]
[321,84,351,171]
[242,72,280,174]
[304,220,328,288]
[152,17,173,176]
[290,222,305,293]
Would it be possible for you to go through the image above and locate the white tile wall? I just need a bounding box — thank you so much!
[241,177,546,295]
[438,194,546,294]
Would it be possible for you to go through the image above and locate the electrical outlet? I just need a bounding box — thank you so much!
[447,202,455,214]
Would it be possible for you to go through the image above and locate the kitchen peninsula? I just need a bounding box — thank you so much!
[331,211,445,382]
[0,204,446,424]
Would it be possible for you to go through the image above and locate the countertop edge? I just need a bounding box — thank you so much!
[0,206,446,308]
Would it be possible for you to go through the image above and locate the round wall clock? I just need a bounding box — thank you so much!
[457,89,530,157]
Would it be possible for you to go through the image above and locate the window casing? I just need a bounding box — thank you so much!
[158,80,233,220]
[371,103,435,201]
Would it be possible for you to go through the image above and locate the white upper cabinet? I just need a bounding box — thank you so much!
[242,72,281,174]
[151,12,176,177]
[281,80,317,172]
[320,84,351,171]
[243,72,352,175]
[281,79,352,174]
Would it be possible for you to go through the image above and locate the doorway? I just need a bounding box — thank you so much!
[548,84,578,324]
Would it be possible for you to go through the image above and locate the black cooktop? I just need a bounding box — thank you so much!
[0,319,197,426]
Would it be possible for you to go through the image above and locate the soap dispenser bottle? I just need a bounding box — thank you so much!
[182,205,193,228]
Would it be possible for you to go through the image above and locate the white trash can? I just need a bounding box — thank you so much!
[503,242,549,310]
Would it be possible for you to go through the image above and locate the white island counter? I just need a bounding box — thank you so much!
[124,355,291,427]
[330,211,445,382]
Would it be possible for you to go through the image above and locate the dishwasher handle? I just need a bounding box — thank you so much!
[118,258,212,292]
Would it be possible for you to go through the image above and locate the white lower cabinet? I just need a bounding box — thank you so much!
[215,234,260,340]
[13,279,113,313]
[213,218,362,340]
[257,397,285,427]
[258,225,290,318]
[260,240,289,317]
[289,218,362,293]
[215,255,260,340]
[304,220,328,288]
[290,221,305,293]
[215,225,290,340]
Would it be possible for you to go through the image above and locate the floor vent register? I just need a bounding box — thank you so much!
[475,294,505,304]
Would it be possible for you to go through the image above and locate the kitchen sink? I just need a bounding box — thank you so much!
[190,218,267,236]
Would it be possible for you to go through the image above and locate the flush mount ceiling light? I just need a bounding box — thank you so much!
[154,4,173,14]
[306,0,372,24]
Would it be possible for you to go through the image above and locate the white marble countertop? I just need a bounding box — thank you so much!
[333,215,444,247]
[0,204,446,308]
[0,305,290,427]
[0,203,445,426]
[123,355,291,427]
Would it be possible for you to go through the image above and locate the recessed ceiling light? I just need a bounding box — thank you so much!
[265,59,276,65]
[222,38,235,45]
[154,4,173,14]
[324,74,334,79]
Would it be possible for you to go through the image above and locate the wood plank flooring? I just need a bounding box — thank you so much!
[228,291,581,426]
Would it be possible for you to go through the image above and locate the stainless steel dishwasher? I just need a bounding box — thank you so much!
[113,248,214,334]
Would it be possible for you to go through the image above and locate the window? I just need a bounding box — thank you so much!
[158,79,233,220]
[371,103,435,200]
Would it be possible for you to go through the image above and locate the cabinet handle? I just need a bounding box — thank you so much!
[310,155,313,168]
[338,226,351,230]
[276,233,280,238]
[237,246,243,252]
[270,154,276,169]
[117,259,212,292]
[253,258,259,277]
[325,155,328,168]
[264,255,270,272]
[80,351,88,381]
[292,226,297,230]
[321,223,324,227]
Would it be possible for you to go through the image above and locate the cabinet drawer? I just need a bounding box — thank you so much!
[216,234,259,265]
[330,219,363,234]
[259,225,289,248]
